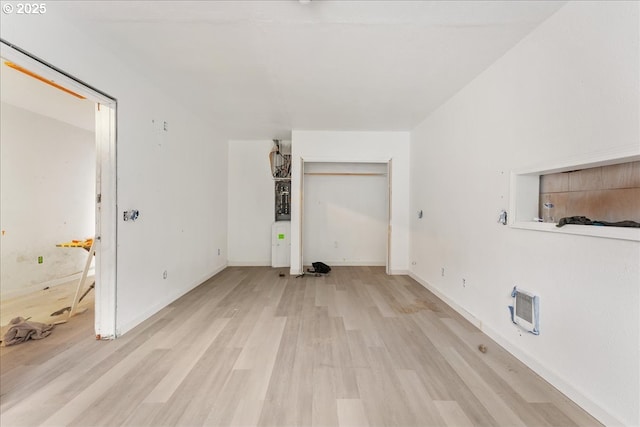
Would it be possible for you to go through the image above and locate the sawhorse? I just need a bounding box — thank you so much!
[53,238,95,322]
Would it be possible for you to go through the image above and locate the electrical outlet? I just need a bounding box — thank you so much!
[163,270,168,279]
[441,267,445,277]
[462,278,466,287]
[217,248,221,256]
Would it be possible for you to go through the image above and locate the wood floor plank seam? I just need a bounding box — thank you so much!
[0,266,602,427]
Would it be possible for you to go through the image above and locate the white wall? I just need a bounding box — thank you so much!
[0,103,95,297]
[227,140,274,266]
[1,10,228,336]
[304,171,387,266]
[291,130,410,275]
[409,2,639,426]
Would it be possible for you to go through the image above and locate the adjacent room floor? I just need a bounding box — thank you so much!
[0,276,95,344]
[0,267,601,427]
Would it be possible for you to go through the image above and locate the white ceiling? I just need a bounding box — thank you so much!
[53,1,565,139]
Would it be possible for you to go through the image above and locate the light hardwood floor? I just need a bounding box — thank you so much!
[1,267,601,427]
[1,277,95,329]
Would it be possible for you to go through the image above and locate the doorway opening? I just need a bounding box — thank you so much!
[299,159,392,274]
[0,40,117,339]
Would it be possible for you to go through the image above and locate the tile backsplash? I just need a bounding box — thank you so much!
[539,161,640,223]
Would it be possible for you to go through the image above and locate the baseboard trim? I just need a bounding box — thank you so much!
[1,269,96,300]
[227,261,271,267]
[117,263,228,336]
[408,271,623,427]
[479,322,623,427]
[408,272,481,329]
[312,261,386,266]
[389,269,410,275]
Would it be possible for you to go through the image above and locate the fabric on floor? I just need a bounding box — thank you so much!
[2,316,54,346]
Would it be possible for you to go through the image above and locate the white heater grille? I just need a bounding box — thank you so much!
[515,292,534,323]
[510,287,540,335]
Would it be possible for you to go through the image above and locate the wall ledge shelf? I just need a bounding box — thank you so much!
[510,221,640,242]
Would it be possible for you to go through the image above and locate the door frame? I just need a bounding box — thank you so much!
[1,39,118,338]
[299,157,392,274]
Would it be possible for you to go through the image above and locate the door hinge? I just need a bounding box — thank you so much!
[96,194,102,203]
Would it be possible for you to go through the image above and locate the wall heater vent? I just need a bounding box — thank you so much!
[510,287,540,335]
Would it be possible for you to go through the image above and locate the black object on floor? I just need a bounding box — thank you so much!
[309,262,331,274]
